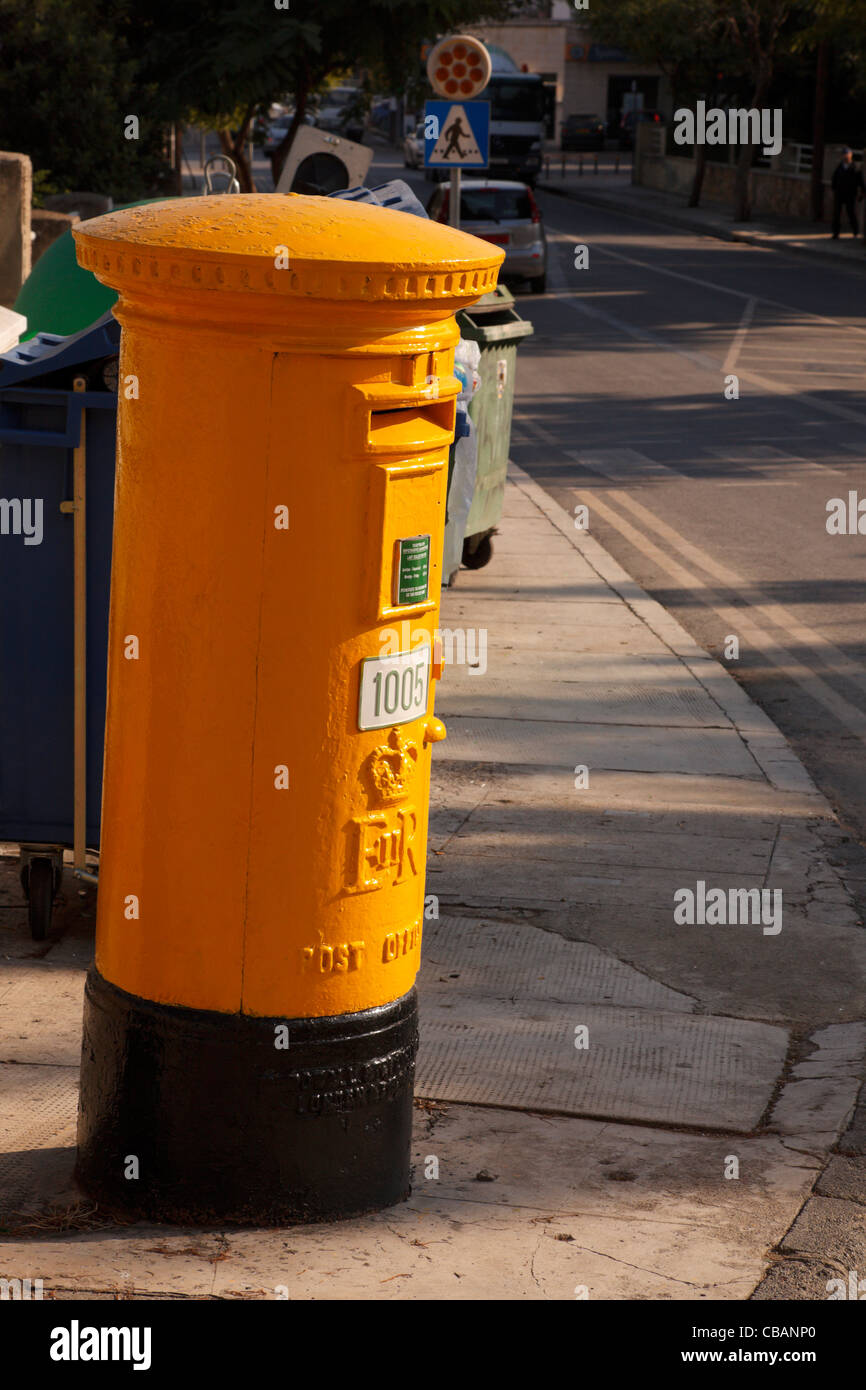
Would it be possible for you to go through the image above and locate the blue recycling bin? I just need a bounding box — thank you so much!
[0,313,119,937]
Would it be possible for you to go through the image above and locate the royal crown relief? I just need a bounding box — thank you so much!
[349,728,421,893]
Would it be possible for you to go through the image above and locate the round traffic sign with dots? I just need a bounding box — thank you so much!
[427,34,491,100]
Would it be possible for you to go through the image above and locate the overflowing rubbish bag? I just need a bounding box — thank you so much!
[442,336,482,587]
[328,178,428,219]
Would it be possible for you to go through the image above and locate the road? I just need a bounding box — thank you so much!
[375,144,866,908]
[515,192,866,896]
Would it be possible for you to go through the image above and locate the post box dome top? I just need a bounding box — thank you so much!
[74,193,504,304]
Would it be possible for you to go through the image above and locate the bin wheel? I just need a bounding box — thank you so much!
[462,534,493,570]
[26,858,55,941]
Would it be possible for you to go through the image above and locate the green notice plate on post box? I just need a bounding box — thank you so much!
[394,535,431,605]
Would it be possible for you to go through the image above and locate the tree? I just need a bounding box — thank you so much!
[795,0,866,219]
[136,0,518,188]
[717,0,794,221]
[591,0,829,223]
[588,0,730,207]
[0,0,170,200]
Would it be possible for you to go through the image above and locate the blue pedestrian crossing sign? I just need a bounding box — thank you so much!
[424,100,490,169]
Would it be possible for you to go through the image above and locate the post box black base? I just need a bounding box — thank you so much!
[76,969,418,1225]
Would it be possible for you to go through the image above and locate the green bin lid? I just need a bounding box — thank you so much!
[15,198,168,341]
[457,282,534,344]
[472,284,516,310]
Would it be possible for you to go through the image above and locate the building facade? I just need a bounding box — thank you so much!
[469,3,667,143]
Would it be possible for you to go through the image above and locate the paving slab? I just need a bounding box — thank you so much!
[441,808,774,874]
[439,678,731,729]
[0,966,85,1065]
[0,1106,828,1300]
[436,716,763,777]
[425,875,863,1026]
[0,1063,78,1229]
[419,914,693,1011]
[417,993,787,1132]
[433,764,823,820]
[441,599,649,634]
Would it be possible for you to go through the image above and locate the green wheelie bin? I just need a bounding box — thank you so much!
[455,285,533,570]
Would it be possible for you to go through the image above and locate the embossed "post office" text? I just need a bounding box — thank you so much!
[301,941,365,973]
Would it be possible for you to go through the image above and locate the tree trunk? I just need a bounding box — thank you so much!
[217,129,252,192]
[271,78,311,186]
[733,141,753,221]
[688,143,708,207]
[217,106,256,193]
[732,75,771,223]
[173,123,183,195]
[810,40,829,222]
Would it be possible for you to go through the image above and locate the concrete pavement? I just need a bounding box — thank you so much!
[1,465,864,1299]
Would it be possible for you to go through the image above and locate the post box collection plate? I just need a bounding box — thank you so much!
[394,534,431,606]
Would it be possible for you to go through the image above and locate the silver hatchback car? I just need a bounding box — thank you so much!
[426,179,547,293]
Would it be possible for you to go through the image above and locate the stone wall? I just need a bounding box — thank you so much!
[635,127,841,223]
[0,152,32,308]
[32,209,78,265]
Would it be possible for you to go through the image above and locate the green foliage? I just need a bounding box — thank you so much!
[0,0,521,198]
[798,0,866,43]
[588,0,861,107]
[136,0,519,124]
[795,0,866,100]
[588,0,744,102]
[31,169,62,208]
[0,0,171,200]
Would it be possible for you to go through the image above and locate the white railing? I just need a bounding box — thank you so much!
[779,143,813,175]
[542,150,630,177]
[777,143,865,177]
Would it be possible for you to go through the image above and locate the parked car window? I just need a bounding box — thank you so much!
[461,188,532,222]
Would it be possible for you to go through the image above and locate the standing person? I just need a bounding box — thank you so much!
[831,147,865,238]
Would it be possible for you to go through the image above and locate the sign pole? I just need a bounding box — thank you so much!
[449,167,461,228]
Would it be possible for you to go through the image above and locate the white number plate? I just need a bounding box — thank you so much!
[358,647,430,731]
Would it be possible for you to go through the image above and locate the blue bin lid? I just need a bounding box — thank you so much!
[0,311,119,389]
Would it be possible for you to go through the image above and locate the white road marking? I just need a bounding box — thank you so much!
[545,237,866,428]
[546,225,866,338]
[609,488,866,697]
[759,367,866,379]
[574,487,866,742]
[723,296,756,376]
[702,445,842,477]
[738,345,866,359]
[514,416,866,722]
[568,448,682,482]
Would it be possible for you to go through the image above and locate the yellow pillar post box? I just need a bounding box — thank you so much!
[73,195,503,1223]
